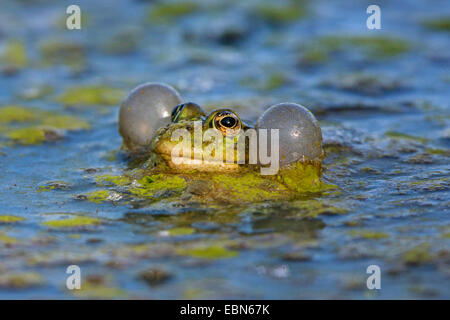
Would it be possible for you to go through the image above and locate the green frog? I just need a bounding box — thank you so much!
[149,102,251,172]
[115,83,330,204]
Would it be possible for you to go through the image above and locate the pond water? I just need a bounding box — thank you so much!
[0,0,448,299]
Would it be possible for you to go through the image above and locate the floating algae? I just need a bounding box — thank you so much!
[1,40,27,73]
[0,105,90,145]
[55,86,125,107]
[177,245,239,260]
[41,216,102,229]
[0,215,26,224]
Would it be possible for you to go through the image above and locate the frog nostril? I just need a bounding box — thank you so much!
[221,116,237,128]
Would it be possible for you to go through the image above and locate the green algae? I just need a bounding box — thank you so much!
[343,36,411,58]
[0,106,39,123]
[72,283,127,299]
[148,2,197,23]
[42,115,90,130]
[86,190,113,204]
[55,85,125,107]
[0,106,89,129]
[41,216,102,229]
[37,185,55,193]
[116,242,174,259]
[0,232,19,245]
[0,215,26,224]
[37,181,71,192]
[120,160,331,204]
[348,230,389,240]
[0,105,90,145]
[303,35,411,62]
[256,2,307,24]
[168,227,195,236]
[422,17,450,31]
[290,200,348,218]
[1,40,27,72]
[385,131,427,143]
[177,245,238,260]
[211,171,288,202]
[409,177,449,192]
[424,148,450,156]
[403,244,433,266]
[95,174,131,187]
[0,272,44,289]
[39,40,86,70]
[278,162,335,193]
[26,250,96,267]
[130,174,187,198]
[7,127,47,145]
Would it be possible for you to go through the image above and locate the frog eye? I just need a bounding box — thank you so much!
[171,102,206,122]
[210,110,242,136]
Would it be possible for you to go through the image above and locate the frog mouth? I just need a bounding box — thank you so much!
[159,153,240,171]
[170,155,238,166]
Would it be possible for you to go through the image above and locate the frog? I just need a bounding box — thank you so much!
[149,102,252,172]
[114,82,331,204]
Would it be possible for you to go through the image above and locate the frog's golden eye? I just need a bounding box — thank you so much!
[209,110,242,136]
[171,102,206,122]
